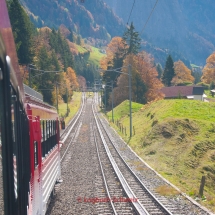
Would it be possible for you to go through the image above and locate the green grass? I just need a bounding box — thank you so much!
[75,44,88,53]
[106,99,215,212]
[106,100,143,120]
[58,92,82,125]
[88,46,105,66]
[191,64,200,68]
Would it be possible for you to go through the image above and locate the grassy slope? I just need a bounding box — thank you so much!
[75,44,105,66]
[107,99,215,211]
[88,46,105,66]
[75,44,87,53]
[58,92,82,125]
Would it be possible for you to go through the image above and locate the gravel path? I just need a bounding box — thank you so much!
[46,98,99,215]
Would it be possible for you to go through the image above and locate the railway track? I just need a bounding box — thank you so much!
[59,92,86,162]
[93,93,213,215]
[47,93,213,215]
[92,102,174,215]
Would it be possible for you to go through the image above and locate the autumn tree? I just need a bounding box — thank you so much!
[162,55,175,86]
[100,37,125,70]
[67,67,79,90]
[110,54,147,107]
[137,52,164,102]
[77,76,87,91]
[101,37,126,106]
[110,52,164,106]
[201,52,215,84]
[171,60,194,85]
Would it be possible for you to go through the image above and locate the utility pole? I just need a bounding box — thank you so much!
[56,82,59,113]
[129,64,132,138]
[29,65,31,88]
[105,87,106,114]
[111,80,114,122]
[66,88,69,116]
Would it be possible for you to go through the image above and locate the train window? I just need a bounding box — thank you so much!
[34,141,38,168]
[11,88,18,199]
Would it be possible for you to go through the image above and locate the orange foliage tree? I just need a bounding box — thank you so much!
[110,53,164,106]
[201,52,215,84]
[67,67,79,90]
[100,36,125,70]
[137,52,164,102]
[171,60,194,85]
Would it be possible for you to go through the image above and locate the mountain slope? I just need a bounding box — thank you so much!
[103,0,215,65]
[20,0,124,40]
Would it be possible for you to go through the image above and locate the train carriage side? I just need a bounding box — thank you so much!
[26,99,61,215]
[0,0,61,213]
[0,37,31,215]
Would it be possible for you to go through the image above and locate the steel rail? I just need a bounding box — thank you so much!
[60,92,85,141]
[93,125,118,215]
[92,104,149,215]
[60,93,86,162]
[94,104,173,215]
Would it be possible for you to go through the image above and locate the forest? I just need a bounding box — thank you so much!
[7,0,215,111]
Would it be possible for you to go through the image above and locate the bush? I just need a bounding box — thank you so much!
[196,82,210,90]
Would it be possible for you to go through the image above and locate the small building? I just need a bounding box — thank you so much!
[160,86,206,101]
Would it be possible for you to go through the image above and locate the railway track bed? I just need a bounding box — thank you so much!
[46,94,213,215]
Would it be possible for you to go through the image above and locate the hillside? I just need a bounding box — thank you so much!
[20,0,124,41]
[103,0,215,65]
[107,99,215,212]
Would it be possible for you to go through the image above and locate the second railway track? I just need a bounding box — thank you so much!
[92,101,172,215]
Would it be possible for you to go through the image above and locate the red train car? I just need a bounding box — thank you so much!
[0,1,61,214]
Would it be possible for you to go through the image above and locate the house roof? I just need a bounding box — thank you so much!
[160,86,204,98]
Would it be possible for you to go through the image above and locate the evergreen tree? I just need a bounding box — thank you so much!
[162,55,175,86]
[156,63,163,79]
[50,51,60,71]
[37,47,55,104]
[76,35,81,45]
[209,81,215,90]
[49,29,74,71]
[38,47,50,70]
[8,0,34,64]
[69,30,74,42]
[122,22,141,55]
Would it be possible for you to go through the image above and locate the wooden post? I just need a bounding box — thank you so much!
[125,127,127,136]
[199,176,206,197]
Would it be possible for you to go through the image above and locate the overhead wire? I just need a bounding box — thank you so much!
[126,0,135,25]
[140,0,159,35]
